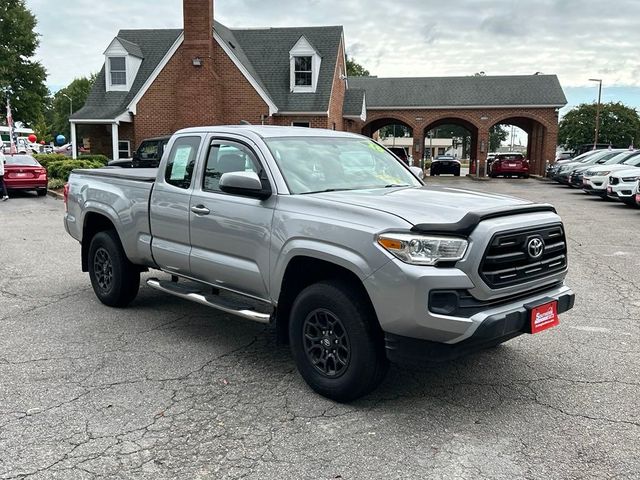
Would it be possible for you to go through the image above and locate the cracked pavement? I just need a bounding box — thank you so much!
[0,180,638,479]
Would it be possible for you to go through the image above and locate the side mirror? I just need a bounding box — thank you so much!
[410,166,425,180]
[219,171,271,199]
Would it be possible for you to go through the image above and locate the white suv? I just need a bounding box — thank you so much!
[582,150,640,198]
[609,169,640,206]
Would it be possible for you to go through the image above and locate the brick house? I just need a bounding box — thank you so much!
[71,0,566,176]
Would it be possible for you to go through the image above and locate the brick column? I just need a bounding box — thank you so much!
[413,131,425,168]
[476,127,490,176]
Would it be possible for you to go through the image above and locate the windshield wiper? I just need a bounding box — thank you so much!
[384,183,411,188]
[300,188,355,195]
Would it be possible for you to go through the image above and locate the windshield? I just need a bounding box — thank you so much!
[620,152,640,165]
[622,153,640,167]
[588,150,623,164]
[603,151,638,165]
[3,155,39,166]
[264,137,422,194]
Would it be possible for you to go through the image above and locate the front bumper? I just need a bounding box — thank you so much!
[607,182,636,200]
[582,176,608,194]
[385,286,575,364]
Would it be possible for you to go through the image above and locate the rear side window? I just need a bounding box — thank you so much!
[164,136,201,189]
[138,141,159,160]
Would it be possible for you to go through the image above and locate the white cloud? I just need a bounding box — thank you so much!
[26,0,640,91]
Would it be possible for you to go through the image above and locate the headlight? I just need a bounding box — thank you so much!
[596,171,611,176]
[377,233,468,265]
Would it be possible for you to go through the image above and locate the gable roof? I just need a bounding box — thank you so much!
[348,75,567,109]
[225,24,344,112]
[116,37,144,58]
[343,89,366,118]
[72,29,182,121]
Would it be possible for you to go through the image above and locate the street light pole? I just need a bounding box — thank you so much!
[589,78,602,149]
[61,93,73,155]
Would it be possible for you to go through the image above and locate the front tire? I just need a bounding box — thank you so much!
[289,281,388,402]
[88,230,140,307]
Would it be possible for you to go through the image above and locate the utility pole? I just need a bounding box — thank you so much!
[589,78,602,149]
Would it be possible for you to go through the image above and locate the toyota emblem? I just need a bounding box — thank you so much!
[527,237,544,259]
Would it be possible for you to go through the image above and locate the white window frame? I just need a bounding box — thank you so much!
[289,36,321,93]
[109,57,127,87]
[118,140,130,158]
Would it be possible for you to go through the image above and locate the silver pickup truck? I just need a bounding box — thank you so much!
[65,126,575,401]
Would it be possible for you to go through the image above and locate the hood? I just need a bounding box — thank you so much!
[311,186,534,226]
[610,167,640,179]
[586,164,637,174]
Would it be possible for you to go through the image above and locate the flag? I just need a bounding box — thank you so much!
[6,99,17,155]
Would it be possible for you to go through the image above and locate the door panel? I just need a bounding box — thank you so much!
[149,135,202,274]
[189,139,274,299]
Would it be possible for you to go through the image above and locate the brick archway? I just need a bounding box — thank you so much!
[358,107,559,176]
[421,116,480,163]
[489,112,557,176]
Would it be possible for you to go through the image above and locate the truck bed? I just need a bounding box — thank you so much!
[72,167,158,182]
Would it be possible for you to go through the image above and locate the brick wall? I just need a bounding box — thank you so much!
[327,39,346,131]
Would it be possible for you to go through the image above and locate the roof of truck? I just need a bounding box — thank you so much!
[174,125,365,139]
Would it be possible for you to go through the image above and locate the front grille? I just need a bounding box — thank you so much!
[480,224,567,289]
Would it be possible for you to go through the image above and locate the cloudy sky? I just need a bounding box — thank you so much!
[27,0,640,112]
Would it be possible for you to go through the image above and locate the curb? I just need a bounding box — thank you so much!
[47,190,64,200]
[531,175,551,182]
[466,174,491,182]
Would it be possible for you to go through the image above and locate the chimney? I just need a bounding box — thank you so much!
[183,0,214,44]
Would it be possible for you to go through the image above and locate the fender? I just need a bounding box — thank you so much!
[270,237,379,303]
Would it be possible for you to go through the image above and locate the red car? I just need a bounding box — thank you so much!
[3,154,48,196]
[489,153,529,178]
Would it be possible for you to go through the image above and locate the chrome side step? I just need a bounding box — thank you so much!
[146,278,272,324]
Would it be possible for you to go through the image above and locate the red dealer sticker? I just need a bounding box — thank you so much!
[636,193,640,204]
[530,301,560,334]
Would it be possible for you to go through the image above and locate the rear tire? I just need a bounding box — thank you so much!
[88,230,140,307]
[289,280,388,402]
[37,188,47,197]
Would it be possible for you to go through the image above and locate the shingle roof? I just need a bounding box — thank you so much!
[228,24,344,112]
[116,37,144,58]
[71,29,182,120]
[348,75,567,108]
[343,88,365,117]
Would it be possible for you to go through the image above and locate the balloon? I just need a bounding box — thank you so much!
[56,134,66,146]
[28,134,37,143]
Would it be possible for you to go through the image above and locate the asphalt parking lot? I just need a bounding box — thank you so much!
[0,180,638,480]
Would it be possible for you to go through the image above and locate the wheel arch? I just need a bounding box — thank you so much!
[81,210,120,272]
[275,255,380,344]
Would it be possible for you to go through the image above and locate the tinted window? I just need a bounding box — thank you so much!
[138,141,159,160]
[203,141,260,193]
[164,137,200,189]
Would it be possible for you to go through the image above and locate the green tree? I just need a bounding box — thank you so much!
[489,125,509,151]
[0,0,48,126]
[346,56,370,77]
[559,102,640,150]
[50,75,95,139]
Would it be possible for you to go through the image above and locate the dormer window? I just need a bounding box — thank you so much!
[289,36,321,93]
[104,37,143,92]
[109,57,127,86]
[294,56,313,87]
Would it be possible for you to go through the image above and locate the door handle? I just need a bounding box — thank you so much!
[191,205,210,215]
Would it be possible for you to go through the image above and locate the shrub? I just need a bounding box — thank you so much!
[78,154,109,165]
[48,178,66,190]
[33,154,68,170]
[48,160,104,181]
